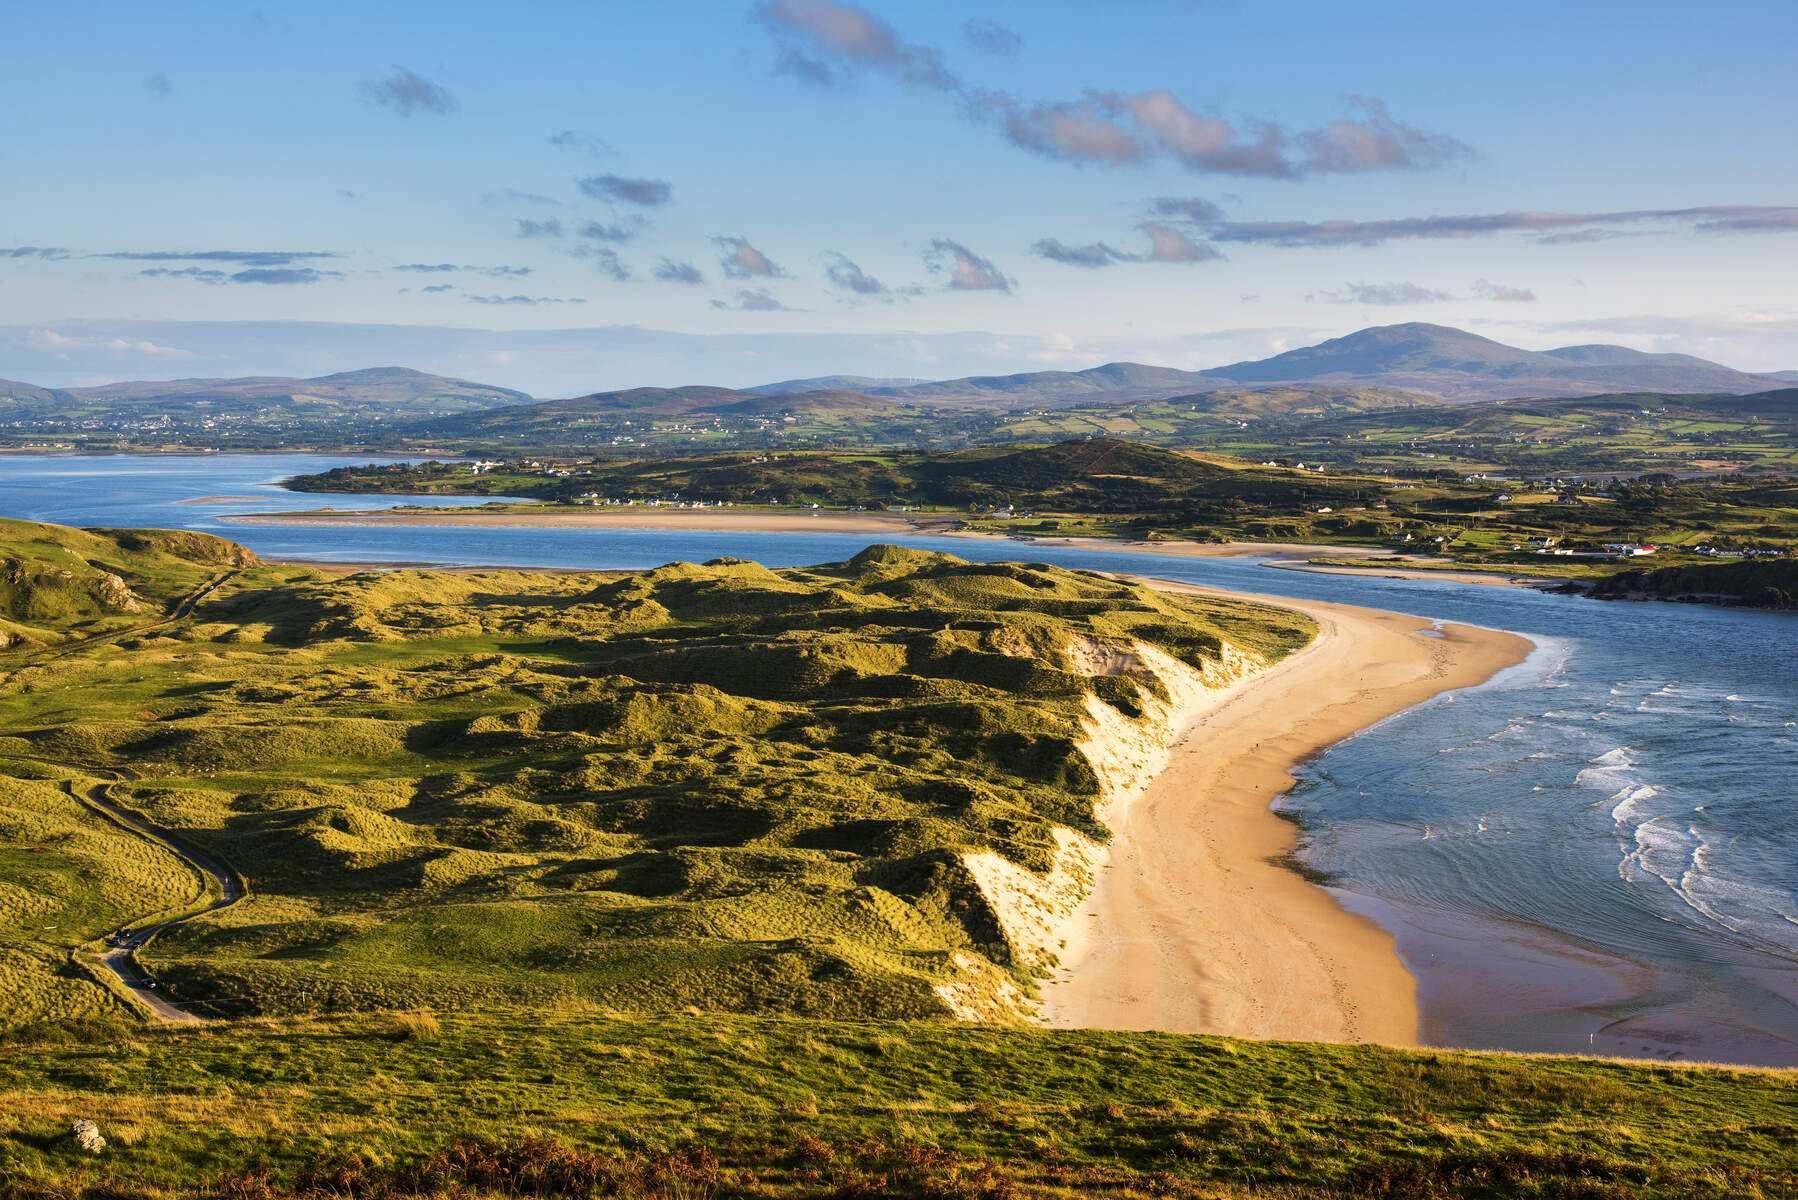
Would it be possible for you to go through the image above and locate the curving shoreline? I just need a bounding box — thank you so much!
[238,509,1537,1045]
[1042,582,1532,1045]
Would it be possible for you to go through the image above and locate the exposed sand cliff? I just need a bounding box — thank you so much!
[940,635,1266,1021]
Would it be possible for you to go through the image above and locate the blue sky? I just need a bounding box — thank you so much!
[5,0,1796,394]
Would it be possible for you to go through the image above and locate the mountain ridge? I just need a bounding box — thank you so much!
[3,327,1792,433]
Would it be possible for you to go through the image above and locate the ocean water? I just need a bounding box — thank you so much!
[3,453,1795,1063]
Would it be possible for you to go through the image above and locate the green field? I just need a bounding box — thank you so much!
[4,1009,1796,1198]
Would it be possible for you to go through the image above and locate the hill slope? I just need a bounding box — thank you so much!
[1192,323,1789,402]
[55,366,531,415]
[0,517,257,647]
[782,324,1792,409]
[0,368,531,445]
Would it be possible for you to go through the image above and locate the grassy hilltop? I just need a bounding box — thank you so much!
[0,526,1309,1026]
[0,517,257,649]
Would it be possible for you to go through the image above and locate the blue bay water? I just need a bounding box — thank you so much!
[3,453,1795,1063]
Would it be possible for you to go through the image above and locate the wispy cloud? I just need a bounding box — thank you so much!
[760,0,955,90]
[141,265,341,285]
[962,18,1021,56]
[1296,96,1469,173]
[654,258,704,284]
[365,68,457,116]
[1693,209,1798,234]
[575,246,632,281]
[1471,279,1536,302]
[714,288,789,311]
[548,129,614,158]
[576,220,640,243]
[1311,281,1453,305]
[139,267,228,283]
[1152,197,1227,224]
[421,283,456,294]
[715,236,783,278]
[824,252,887,295]
[483,188,563,207]
[26,328,195,359]
[2,246,70,260]
[396,263,532,277]
[577,174,673,208]
[514,218,565,239]
[926,239,1012,292]
[1032,223,1221,268]
[757,0,1462,178]
[1194,205,1798,248]
[1139,222,1222,263]
[103,249,336,266]
[468,294,588,305]
[234,268,340,285]
[1032,239,1131,269]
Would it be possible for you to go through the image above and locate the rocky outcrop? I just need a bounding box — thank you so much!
[71,1119,105,1153]
[94,572,143,613]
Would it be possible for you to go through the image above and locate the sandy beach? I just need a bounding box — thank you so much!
[1041,584,1532,1046]
[1264,561,1563,589]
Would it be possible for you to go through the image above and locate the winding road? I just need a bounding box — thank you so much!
[4,571,249,1022]
[80,776,242,1023]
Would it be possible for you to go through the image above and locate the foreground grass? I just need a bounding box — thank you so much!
[1,1009,1793,1198]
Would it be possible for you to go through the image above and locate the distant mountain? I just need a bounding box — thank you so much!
[837,324,1792,409]
[5,326,1790,449]
[0,368,532,444]
[423,384,908,440]
[0,378,74,406]
[1189,324,1790,403]
[743,374,927,395]
[860,362,1213,409]
[55,366,531,415]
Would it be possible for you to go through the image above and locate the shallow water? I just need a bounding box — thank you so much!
[4,453,1795,1063]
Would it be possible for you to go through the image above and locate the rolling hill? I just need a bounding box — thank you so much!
[0,379,73,407]
[420,384,925,442]
[0,367,531,432]
[58,366,529,415]
[1191,324,1791,401]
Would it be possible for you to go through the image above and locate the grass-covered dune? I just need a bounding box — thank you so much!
[0,517,256,649]
[2,1010,1794,1199]
[0,536,1310,1026]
